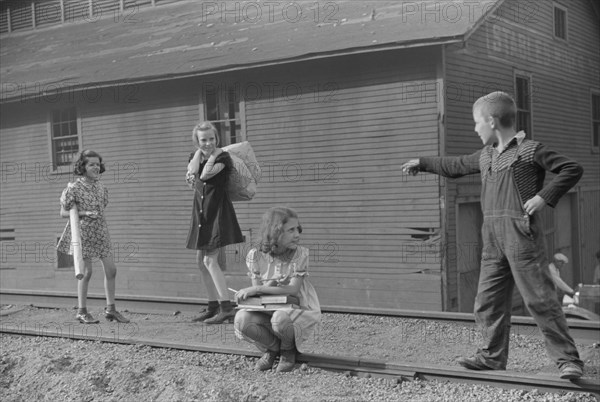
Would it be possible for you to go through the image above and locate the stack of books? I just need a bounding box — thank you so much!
[235,295,300,310]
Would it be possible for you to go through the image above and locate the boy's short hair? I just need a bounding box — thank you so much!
[473,91,517,129]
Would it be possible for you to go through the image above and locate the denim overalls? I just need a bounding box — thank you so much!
[473,143,582,369]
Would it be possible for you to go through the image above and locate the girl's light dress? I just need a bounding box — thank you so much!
[236,246,321,350]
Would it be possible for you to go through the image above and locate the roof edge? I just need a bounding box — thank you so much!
[1,37,462,105]
[463,0,507,43]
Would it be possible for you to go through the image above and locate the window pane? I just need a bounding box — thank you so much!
[70,120,77,135]
[554,8,566,39]
[205,87,219,121]
[516,77,529,109]
[51,108,79,168]
[594,123,599,148]
[593,95,600,120]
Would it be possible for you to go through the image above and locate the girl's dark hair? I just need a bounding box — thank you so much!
[73,149,105,176]
[259,207,302,255]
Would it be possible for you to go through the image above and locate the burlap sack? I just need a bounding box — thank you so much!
[222,141,261,202]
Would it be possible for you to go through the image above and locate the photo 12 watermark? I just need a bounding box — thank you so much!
[201,81,339,104]
[398,1,539,24]
[0,320,140,342]
[1,82,140,104]
[199,1,340,24]
[1,161,141,185]
[1,241,140,265]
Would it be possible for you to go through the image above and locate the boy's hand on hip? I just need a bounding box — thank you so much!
[401,159,420,176]
[523,195,546,215]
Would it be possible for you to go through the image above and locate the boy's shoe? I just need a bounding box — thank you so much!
[276,348,296,373]
[457,356,500,371]
[76,313,100,324]
[559,363,583,380]
[104,308,130,323]
[254,350,278,371]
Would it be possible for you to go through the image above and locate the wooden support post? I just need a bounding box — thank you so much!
[7,6,12,32]
[31,2,36,29]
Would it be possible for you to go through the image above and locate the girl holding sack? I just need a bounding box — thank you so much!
[186,122,244,324]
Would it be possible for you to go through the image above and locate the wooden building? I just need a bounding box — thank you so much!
[1,0,599,313]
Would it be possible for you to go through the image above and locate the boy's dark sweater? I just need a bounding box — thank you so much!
[418,137,583,208]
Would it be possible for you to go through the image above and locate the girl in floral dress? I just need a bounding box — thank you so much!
[57,150,129,324]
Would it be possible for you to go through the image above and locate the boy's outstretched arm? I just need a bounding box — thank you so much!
[402,150,482,178]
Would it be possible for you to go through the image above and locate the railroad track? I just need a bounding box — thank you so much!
[2,289,599,343]
[1,324,598,396]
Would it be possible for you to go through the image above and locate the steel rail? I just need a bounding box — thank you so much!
[2,289,599,343]
[1,326,598,396]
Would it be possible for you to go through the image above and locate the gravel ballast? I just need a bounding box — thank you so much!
[1,305,598,401]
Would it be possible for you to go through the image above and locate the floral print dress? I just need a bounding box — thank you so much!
[57,178,112,260]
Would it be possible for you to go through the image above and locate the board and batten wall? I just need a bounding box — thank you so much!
[1,47,445,311]
[442,0,600,311]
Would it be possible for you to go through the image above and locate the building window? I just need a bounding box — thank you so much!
[50,107,80,170]
[553,5,567,40]
[201,84,245,145]
[593,92,600,151]
[515,75,532,137]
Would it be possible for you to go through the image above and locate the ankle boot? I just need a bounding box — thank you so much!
[204,300,236,324]
[255,350,279,371]
[276,347,296,373]
[192,301,219,322]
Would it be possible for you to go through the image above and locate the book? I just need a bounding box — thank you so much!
[263,303,299,310]
[235,295,300,307]
[236,303,299,311]
[235,296,263,306]
[260,295,300,305]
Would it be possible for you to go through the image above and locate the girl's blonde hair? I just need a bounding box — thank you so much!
[192,121,220,148]
[259,207,302,255]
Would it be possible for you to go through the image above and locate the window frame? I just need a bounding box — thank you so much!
[553,3,568,41]
[199,82,246,146]
[514,71,533,139]
[592,90,600,153]
[47,106,82,172]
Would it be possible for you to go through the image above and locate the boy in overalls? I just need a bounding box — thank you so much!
[401,91,584,380]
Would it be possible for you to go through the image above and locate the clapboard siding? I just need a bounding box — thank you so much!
[241,50,444,309]
[1,48,444,310]
[442,0,600,311]
[0,81,202,298]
